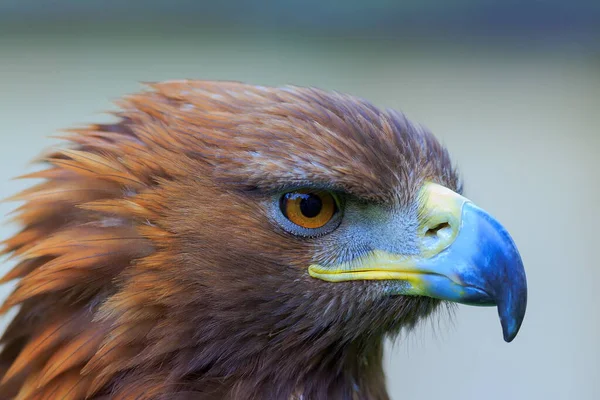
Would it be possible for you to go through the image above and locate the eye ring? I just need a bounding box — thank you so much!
[272,189,343,237]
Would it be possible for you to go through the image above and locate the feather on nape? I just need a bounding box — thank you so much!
[0,82,218,399]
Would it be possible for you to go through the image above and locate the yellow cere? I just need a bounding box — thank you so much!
[417,182,469,258]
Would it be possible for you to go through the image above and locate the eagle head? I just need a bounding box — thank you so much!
[0,81,526,399]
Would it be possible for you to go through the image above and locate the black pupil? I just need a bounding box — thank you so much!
[299,194,323,218]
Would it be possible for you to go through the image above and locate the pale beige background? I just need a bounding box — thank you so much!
[1,30,598,399]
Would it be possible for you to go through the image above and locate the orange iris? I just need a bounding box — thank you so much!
[280,190,337,229]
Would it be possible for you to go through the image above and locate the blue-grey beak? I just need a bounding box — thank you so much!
[417,201,527,342]
[309,183,527,342]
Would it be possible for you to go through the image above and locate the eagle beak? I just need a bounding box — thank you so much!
[308,183,527,342]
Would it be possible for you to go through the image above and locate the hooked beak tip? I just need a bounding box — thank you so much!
[498,285,528,342]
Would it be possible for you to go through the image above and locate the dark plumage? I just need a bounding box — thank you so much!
[0,81,526,399]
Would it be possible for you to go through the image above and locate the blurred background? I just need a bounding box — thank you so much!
[0,1,598,399]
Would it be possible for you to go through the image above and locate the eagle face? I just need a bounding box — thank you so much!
[0,81,526,399]
[156,84,462,341]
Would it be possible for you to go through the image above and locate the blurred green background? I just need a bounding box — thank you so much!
[0,2,599,399]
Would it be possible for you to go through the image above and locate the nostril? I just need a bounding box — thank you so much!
[422,221,454,251]
[425,222,451,238]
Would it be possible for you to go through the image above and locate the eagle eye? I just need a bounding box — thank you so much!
[274,189,342,236]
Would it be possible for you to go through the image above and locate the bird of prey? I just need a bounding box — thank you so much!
[0,81,527,400]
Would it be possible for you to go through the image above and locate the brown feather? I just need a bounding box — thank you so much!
[37,329,105,388]
[0,313,84,388]
[25,369,94,400]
